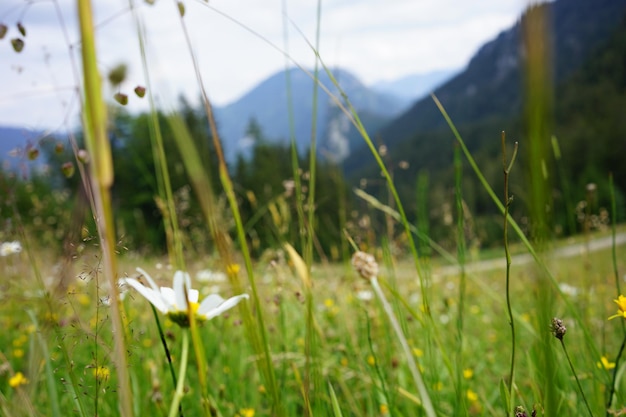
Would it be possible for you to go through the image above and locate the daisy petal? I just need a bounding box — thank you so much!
[121,278,169,313]
[197,294,225,314]
[188,289,199,304]
[136,267,160,293]
[160,287,177,311]
[173,271,188,310]
[200,294,249,320]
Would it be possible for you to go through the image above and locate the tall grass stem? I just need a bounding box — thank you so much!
[371,277,435,417]
[76,0,132,414]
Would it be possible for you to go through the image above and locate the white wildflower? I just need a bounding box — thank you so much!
[120,268,248,327]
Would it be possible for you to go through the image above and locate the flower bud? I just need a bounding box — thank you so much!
[0,24,8,39]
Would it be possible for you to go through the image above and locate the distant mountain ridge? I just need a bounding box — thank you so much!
[213,67,412,163]
[372,69,459,101]
[343,0,626,175]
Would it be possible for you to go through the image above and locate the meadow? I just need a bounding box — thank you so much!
[1,1,626,416]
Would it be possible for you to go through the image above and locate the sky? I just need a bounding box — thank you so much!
[0,0,528,132]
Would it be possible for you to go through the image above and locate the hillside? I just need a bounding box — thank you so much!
[213,67,410,163]
[344,0,626,177]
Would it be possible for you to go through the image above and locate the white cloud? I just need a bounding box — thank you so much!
[0,0,527,131]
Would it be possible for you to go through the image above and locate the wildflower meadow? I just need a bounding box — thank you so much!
[1,1,625,416]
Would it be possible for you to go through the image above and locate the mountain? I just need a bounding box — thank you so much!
[344,0,626,177]
[371,69,459,101]
[213,67,411,163]
[0,126,48,174]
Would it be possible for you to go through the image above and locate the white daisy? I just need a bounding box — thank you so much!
[0,241,22,257]
[120,267,248,327]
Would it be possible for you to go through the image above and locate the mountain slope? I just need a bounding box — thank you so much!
[344,0,626,176]
[214,67,411,162]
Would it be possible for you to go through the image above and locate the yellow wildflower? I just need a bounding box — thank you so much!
[226,263,241,275]
[9,372,28,388]
[463,368,473,379]
[93,366,110,381]
[412,348,424,357]
[597,355,616,370]
[380,404,389,414]
[367,355,376,366]
[609,295,626,320]
[240,408,255,417]
[467,389,478,402]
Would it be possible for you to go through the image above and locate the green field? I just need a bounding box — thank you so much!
[2,1,626,416]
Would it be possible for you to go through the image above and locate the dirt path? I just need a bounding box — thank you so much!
[435,232,626,277]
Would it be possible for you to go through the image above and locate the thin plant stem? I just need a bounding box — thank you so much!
[559,339,594,417]
[607,333,626,415]
[129,0,185,268]
[364,308,392,413]
[370,277,436,417]
[151,305,183,417]
[431,93,603,364]
[168,330,190,417]
[454,144,468,416]
[608,174,625,338]
[173,8,282,413]
[302,2,323,413]
[280,0,306,255]
[502,132,519,414]
[76,0,132,415]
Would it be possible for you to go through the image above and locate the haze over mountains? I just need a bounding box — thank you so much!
[2,0,625,188]
[0,66,453,167]
[212,67,447,163]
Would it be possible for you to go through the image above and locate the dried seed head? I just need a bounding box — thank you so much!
[134,86,146,98]
[11,38,24,53]
[114,92,128,106]
[77,149,90,164]
[514,406,528,417]
[27,146,39,160]
[551,317,566,340]
[351,251,378,281]
[108,64,127,86]
[16,22,26,37]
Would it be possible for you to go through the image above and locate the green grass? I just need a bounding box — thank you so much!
[1,2,626,416]
[0,236,625,415]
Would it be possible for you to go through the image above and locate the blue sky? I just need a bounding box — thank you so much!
[0,0,528,131]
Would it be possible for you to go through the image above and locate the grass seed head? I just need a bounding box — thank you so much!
[551,317,566,340]
[351,251,378,281]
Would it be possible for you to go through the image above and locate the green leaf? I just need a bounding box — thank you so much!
[499,378,511,415]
